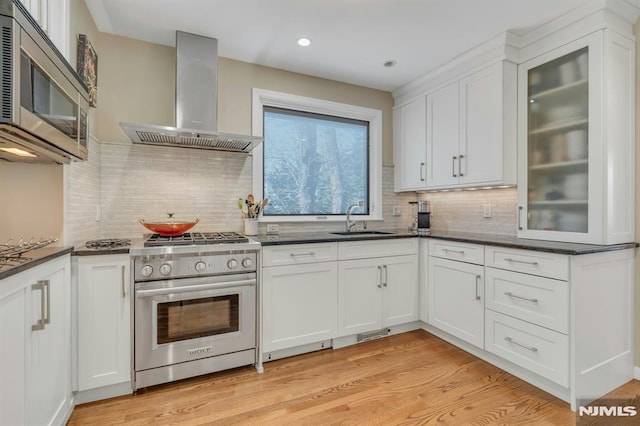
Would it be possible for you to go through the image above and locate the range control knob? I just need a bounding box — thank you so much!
[159,263,172,276]
[227,259,239,270]
[195,261,207,272]
[140,265,154,277]
[242,258,254,268]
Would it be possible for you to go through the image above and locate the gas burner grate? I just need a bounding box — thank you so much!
[143,232,248,247]
[85,238,132,249]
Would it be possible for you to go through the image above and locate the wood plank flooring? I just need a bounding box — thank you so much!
[68,330,640,425]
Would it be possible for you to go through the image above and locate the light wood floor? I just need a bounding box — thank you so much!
[68,330,640,425]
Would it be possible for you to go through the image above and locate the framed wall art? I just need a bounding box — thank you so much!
[77,34,98,107]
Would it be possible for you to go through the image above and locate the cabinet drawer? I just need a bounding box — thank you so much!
[338,238,418,260]
[262,243,338,267]
[485,246,568,280]
[485,267,568,334]
[428,239,484,265]
[485,310,568,387]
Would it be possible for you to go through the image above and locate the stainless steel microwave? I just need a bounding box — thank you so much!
[0,0,89,164]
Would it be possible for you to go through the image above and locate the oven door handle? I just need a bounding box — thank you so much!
[135,279,256,298]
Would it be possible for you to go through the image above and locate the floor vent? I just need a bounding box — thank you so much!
[357,328,390,343]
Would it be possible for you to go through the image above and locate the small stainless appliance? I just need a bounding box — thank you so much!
[130,231,260,390]
[0,0,90,164]
[417,201,431,235]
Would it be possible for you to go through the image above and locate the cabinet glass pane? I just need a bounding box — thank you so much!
[527,47,588,233]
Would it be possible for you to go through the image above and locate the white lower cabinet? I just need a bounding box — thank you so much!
[76,255,131,394]
[262,243,339,355]
[338,239,419,337]
[0,254,72,426]
[261,239,419,358]
[427,256,484,348]
[338,254,418,336]
[426,241,634,410]
[485,310,569,387]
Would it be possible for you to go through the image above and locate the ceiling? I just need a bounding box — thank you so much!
[84,0,591,92]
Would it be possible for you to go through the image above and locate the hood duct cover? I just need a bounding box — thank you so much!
[120,32,261,153]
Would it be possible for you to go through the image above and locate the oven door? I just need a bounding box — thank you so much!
[134,273,256,371]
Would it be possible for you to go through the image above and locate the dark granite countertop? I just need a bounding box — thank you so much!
[250,229,636,255]
[251,229,418,246]
[0,246,74,281]
[425,231,637,255]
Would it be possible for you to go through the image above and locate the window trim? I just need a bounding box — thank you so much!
[252,88,383,223]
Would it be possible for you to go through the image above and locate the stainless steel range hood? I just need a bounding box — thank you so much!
[120,32,261,153]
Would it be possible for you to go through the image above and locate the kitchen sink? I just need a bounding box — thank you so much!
[331,231,393,236]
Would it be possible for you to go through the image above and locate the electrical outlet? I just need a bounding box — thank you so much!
[483,203,492,218]
[266,224,279,234]
[392,206,401,216]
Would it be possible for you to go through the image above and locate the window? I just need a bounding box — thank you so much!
[252,89,383,222]
[263,107,369,216]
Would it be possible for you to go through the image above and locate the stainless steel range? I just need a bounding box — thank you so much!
[130,231,261,390]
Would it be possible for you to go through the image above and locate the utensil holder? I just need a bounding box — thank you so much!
[244,219,258,236]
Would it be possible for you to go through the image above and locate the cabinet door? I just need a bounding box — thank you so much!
[426,81,460,187]
[0,279,27,425]
[516,31,634,244]
[337,258,383,336]
[428,257,484,348]
[460,62,506,185]
[382,255,419,327]
[262,262,338,352]
[419,239,429,323]
[27,263,70,426]
[77,255,131,390]
[395,97,427,190]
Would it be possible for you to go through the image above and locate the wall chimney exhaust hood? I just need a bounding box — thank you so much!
[120,32,262,153]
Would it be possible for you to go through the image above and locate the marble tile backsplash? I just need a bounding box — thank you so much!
[64,136,101,246]
[418,187,518,236]
[64,139,518,243]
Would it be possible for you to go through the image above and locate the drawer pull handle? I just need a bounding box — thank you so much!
[377,266,383,288]
[504,336,538,352]
[504,257,538,266]
[443,248,465,255]
[290,252,316,257]
[475,274,481,300]
[452,156,457,177]
[504,292,538,303]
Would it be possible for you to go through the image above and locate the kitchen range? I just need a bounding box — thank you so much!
[130,231,261,390]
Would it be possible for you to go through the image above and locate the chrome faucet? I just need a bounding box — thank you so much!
[346,201,363,232]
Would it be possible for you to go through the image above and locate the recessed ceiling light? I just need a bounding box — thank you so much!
[297,37,311,47]
[384,60,397,68]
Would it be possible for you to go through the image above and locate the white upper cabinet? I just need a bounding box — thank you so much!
[21,0,69,58]
[425,81,459,187]
[516,29,635,244]
[426,61,517,189]
[393,40,518,192]
[393,96,427,191]
[460,62,516,186]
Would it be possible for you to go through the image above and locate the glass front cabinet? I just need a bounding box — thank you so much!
[517,31,635,244]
